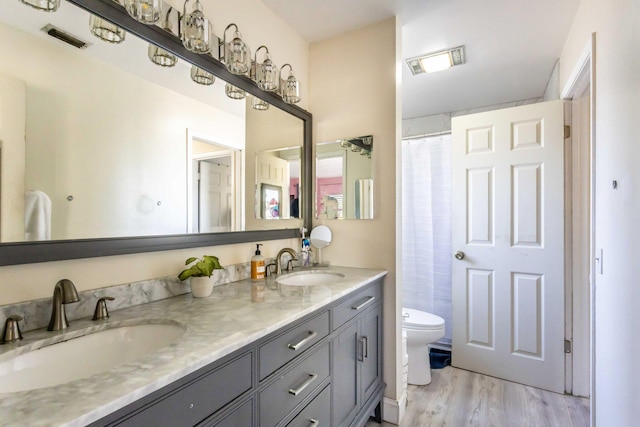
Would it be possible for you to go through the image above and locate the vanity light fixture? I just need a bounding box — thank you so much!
[148,7,178,67]
[225,83,246,100]
[222,24,251,75]
[251,96,269,111]
[148,43,177,66]
[280,64,300,104]
[181,0,212,54]
[124,0,162,25]
[254,46,278,92]
[339,139,351,149]
[89,15,126,44]
[18,0,59,12]
[406,45,465,75]
[190,65,215,85]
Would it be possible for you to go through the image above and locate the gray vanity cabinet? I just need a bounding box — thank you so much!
[91,277,384,427]
[332,303,383,427]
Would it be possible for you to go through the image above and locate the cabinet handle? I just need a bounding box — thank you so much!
[357,338,364,362]
[309,419,320,426]
[288,331,318,351]
[351,296,375,311]
[363,336,369,359]
[288,373,318,396]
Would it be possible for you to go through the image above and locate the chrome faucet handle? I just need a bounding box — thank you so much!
[265,262,277,277]
[286,258,297,271]
[2,315,23,344]
[92,297,115,321]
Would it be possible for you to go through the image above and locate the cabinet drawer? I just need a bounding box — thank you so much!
[259,311,329,380]
[286,384,330,427]
[119,352,252,426]
[332,281,381,330]
[207,399,253,427]
[259,344,330,427]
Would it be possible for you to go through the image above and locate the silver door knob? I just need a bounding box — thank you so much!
[454,251,465,260]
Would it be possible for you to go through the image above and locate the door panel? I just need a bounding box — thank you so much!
[452,100,565,393]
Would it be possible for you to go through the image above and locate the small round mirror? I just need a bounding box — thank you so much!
[310,225,332,249]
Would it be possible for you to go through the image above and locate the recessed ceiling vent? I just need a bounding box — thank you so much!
[41,24,90,50]
[406,45,465,75]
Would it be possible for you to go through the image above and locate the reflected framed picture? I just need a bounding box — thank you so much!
[261,184,281,219]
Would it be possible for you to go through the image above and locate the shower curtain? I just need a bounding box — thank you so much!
[401,134,452,346]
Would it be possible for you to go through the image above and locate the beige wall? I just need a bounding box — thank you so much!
[558,0,640,424]
[0,74,26,243]
[309,17,402,406]
[0,0,308,305]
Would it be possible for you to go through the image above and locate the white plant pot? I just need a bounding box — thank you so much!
[190,276,214,298]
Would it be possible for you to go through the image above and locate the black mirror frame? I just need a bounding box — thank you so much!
[0,0,312,266]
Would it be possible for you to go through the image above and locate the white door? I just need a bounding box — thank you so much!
[451,100,566,393]
[198,159,232,232]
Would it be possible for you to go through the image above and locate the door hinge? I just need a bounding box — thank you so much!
[564,339,572,353]
[564,125,571,139]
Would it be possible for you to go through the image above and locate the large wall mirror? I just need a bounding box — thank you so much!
[316,136,373,220]
[0,0,312,265]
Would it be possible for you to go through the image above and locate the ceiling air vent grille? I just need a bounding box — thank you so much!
[41,24,89,49]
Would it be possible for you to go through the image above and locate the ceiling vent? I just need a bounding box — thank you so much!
[406,45,465,75]
[41,24,90,50]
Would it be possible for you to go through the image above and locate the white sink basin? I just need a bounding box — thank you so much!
[276,270,346,287]
[0,322,185,393]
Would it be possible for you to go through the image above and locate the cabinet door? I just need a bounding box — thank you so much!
[331,322,359,426]
[360,305,382,405]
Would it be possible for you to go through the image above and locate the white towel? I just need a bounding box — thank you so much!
[24,190,52,241]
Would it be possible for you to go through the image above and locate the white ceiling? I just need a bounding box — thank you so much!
[261,0,581,119]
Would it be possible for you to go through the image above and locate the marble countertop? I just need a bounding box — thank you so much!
[0,266,386,427]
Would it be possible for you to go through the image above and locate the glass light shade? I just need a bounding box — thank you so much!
[190,66,215,85]
[225,83,246,100]
[360,149,369,156]
[18,0,59,11]
[256,53,278,92]
[282,74,300,104]
[351,144,362,153]
[148,44,177,67]
[361,136,373,146]
[252,96,269,111]
[181,0,212,54]
[90,15,126,44]
[225,31,251,75]
[124,0,162,25]
[340,140,351,149]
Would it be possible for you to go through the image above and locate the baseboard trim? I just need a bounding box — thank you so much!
[383,391,408,425]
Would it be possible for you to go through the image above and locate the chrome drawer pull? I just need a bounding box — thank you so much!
[288,331,318,351]
[351,296,375,311]
[288,373,318,396]
[309,419,320,426]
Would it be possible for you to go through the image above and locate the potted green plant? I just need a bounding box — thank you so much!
[178,255,223,298]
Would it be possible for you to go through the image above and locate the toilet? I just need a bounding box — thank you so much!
[402,308,446,385]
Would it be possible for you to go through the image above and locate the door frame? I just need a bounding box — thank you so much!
[186,129,244,233]
[561,33,596,416]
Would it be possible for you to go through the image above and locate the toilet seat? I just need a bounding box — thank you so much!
[402,308,444,331]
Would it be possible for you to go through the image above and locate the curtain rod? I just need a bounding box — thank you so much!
[402,130,452,141]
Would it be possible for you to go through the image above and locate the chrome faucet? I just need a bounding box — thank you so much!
[275,248,298,275]
[47,279,80,331]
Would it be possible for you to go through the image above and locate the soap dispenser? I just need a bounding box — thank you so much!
[251,243,265,280]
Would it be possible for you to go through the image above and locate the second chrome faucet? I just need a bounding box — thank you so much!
[47,279,80,331]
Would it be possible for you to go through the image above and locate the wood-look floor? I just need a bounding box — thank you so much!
[367,366,590,427]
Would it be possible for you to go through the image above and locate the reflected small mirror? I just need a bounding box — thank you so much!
[255,146,301,220]
[316,136,373,220]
